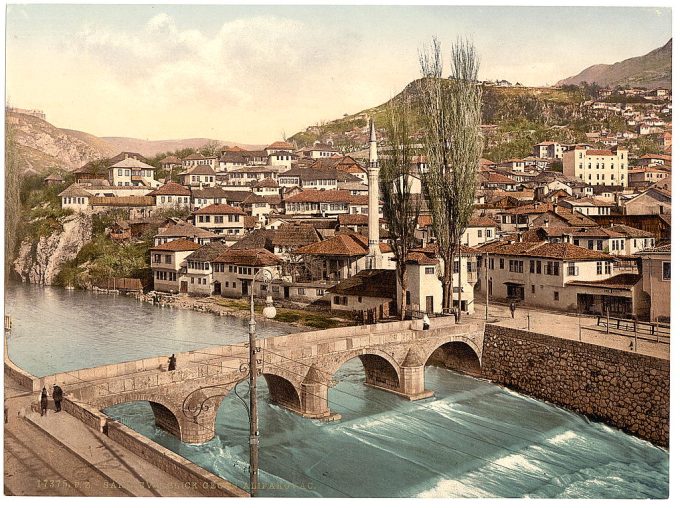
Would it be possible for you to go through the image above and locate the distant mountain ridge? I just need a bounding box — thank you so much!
[556,39,672,89]
[101,137,264,157]
[6,111,262,175]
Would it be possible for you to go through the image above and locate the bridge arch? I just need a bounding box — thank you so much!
[262,373,302,413]
[328,348,402,393]
[100,393,187,440]
[423,337,482,376]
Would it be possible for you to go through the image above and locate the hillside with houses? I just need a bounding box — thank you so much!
[8,80,671,326]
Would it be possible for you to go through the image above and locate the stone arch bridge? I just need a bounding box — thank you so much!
[42,317,484,444]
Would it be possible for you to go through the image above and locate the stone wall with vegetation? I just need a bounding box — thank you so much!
[481,324,669,447]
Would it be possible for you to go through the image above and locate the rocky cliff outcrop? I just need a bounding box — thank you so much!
[7,112,115,173]
[13,214,93,285]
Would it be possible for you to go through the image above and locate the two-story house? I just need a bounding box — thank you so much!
[148,182,192,209]
[212,248,282,298]
[180,164,217,188]
[397,246,478,316]
[192,203,246,236]
[184,242,229,295]
[191,186,229,210]
[533,141,564,159]
[109,158,158,188]
[478,241,641,317]
[150,239,200,293]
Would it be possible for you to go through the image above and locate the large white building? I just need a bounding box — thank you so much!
[563,147,628,187]
[108,158,159,188]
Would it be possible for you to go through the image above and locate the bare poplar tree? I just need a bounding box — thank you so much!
[379,99,422,320]
[418,37,483,319]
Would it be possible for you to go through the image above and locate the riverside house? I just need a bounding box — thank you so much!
[150,238,200,293]
[212,248,282,298]
[477,241,642,317]
[184,242,230,295]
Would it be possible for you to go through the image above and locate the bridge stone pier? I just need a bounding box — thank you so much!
[42,316,484,444]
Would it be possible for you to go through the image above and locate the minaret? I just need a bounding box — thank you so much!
[367,119,381,269]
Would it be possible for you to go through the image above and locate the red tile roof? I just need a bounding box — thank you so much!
[150,238,200,252]
[286,189,367,205]
[244,216,259,229]
[266,141,295,151]
[406,251,439,266]
[639,153,672,161]
[193,204,245,215]
[251,177,279,188]
[479,240,613,261]
[338,214,369,226]
[468,215,498,228]
[186,242,230,262]
[294,233,390,257]
[585,149,615,156]
[566,273,641,289]
[186,164,216,175]
[213,248,281,266]
[295,234,369,257]
[58,183,93,198]
[328,269,396,299]
[482,171,516,184]
[149,182,192,196]
[503,203,553,215]
[272,223,321,247]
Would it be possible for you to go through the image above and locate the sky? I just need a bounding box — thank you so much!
[4,3,673,144]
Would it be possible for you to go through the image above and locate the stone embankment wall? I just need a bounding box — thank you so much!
[481,324,669,447]
[61,396,247,497]
[4,335,41,392]
[106,421,247,497]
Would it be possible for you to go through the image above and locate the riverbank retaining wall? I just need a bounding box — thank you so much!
[4,335,41,392]
[481,324,669,447]
[106,421,247,497]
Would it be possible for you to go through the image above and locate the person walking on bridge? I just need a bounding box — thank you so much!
[423,314,430,331]
[52,384,63,412]
[39,387,48,416]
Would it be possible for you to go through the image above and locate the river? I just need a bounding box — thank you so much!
[4,283,669,498]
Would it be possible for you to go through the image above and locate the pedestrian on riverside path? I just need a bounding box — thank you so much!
[510,300,516,319]
[52,384,63,412]
[39,387,48,416]
[168,354,177,371]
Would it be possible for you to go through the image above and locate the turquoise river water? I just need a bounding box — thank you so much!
[4,282,669,498]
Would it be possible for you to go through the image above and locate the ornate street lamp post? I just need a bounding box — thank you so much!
[248,268,276,496]
[181,268,276,497]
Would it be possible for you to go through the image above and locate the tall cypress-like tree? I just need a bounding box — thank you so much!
[379,100,422,320]
[418,37,483,318]
[5,121,22,279]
